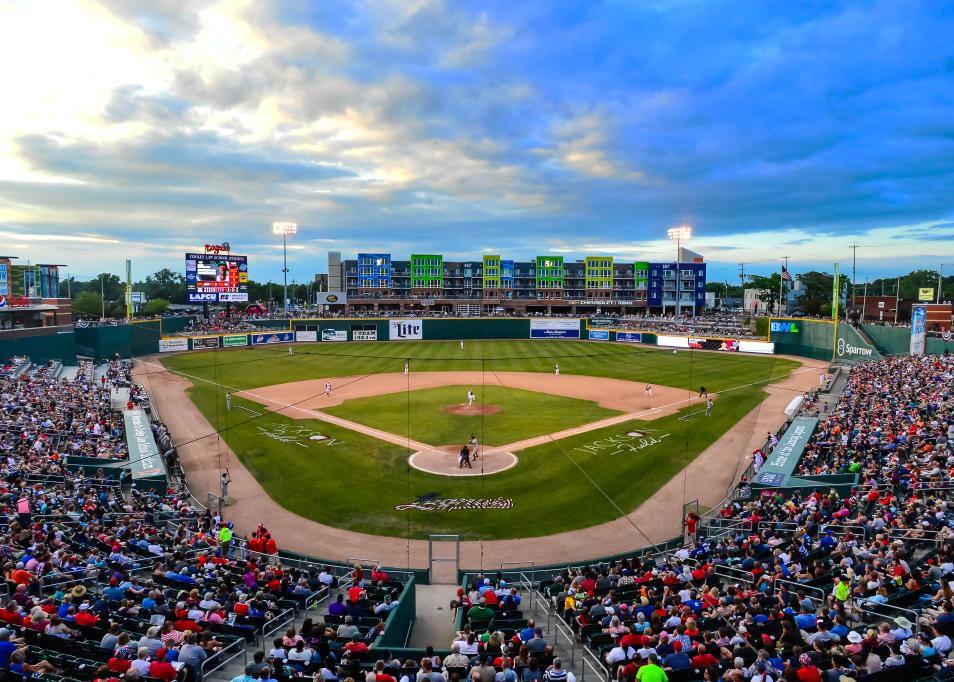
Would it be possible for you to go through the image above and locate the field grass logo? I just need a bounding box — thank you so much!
[394,493,513,511]
[256,423,342,448]
[575,429,671,457]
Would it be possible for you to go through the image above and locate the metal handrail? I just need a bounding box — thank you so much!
[713,564,755,585]
[501,561,536,586]
[774,578,827,606]
[200,635,248,679]
[854,598,920,639]
[304,586,330,612]
[260,606,295,646]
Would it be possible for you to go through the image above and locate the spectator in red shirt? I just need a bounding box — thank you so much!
[345,634,369,654]
[149,650,178,681]
[690,644,718,669]
[74,604,99,627]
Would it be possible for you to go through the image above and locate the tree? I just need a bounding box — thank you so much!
[72,291,103,318]
[795,271,835,315]
[705,281,743,299]
[142,298,170,316]
[142,269,186,303]
[746,274,782,313]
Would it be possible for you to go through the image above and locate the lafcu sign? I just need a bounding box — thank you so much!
[770,321,800,333]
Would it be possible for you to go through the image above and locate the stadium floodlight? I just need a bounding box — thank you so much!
[667,224,692,317]
[272,222,298,313]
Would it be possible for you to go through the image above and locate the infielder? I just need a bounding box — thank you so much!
[466,389,476,406]
[325,382,332,397]
[644,384,653,398]
[225,392,232,411]
[705,398,713,417]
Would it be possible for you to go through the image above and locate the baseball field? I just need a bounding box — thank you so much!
[150,340,802,541]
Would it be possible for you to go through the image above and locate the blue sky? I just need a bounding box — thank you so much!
[0,0,952,285]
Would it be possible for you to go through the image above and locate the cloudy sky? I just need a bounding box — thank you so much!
[1,0,952,285]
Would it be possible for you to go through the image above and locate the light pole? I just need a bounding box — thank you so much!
[667,225,692,317]
[272,222,298,314]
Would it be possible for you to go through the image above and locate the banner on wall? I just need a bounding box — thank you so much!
[191,337,220,350]
[222,334,248,348]
[918,288,935,302]
[295,331,318,342]
[389,319,423,340]
[738,340,775,354]
[250,332,294,345]
[0,263,7,296]
[616,331,642,343]
[588,329,609,340]
[352,329,378,341]
[159,338,189,352]
[530,318,580,339]
[320,329,347,342]
[832,263,840,320]
[910,305,926,356]
[656,335,690,348]
[316,292,348,305]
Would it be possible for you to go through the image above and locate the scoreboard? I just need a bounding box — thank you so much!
[185,252,249,303]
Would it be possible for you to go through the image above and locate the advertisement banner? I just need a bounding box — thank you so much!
[588,329,609,340]
[770,321,800,333]
[529,318,581,339]
[753,416,818,488]
[390,319,423,340]
[250,331,294,345]
[656,335,690,349]
[222,334,248,348]
[320,329,347,342]
[918,287,935,302]
[616,331,642,343]
[0,262,7,296]
[352,329,378,341]
[123,409,166,479]
[186,251,249,303]
[316,292,347,305]
[295,331,318,342]
[191,337,220,350]
[910,305,926,356]
[738,340,775,354]
[159,338,189,353]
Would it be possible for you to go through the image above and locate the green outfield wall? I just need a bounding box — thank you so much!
[863,323,954,356]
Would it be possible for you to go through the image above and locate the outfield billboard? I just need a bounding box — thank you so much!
[352,325,378,341]
[738,340,775,354]
[616,331,642,343]
[222,334,248,348]
[250,331,293,345]
[191,337,220,350]
[158,338,189,352]
[656,335,690,348]
[588,329,609,340]
[295,331,318,342]
[320,329,347,342]
[530,318,580,339]
[390,319,423,340]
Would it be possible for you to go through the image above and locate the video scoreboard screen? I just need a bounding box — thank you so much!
[185,253,249,303]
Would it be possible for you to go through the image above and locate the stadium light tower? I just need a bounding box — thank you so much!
[272,222,298,313]
[667,224,692,317]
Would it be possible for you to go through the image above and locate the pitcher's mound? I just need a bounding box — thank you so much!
[443,404,501,416]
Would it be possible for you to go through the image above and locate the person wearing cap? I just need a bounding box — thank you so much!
[635,653,666,682]
[890,616,914,641]
[661,641,690,671]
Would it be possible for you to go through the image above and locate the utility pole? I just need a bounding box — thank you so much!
[939,265,945,304]
[779,256,790,315]
[849,244,860,320]
[894,276,900,325]
[100,274,105,319]
[862,279,868,323]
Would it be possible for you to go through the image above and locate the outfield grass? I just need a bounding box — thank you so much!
[323,384,621,446]
[160,339,799,394]
[166,340,800,540]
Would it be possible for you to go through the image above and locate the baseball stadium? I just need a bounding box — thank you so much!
[3,3,954,681]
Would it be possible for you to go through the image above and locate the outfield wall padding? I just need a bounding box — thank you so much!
[863,323,954,356]
[770,319,834,361]
[421,318,530,340]
[0,329,77,364]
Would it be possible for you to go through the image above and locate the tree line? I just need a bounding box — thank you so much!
[707,268,952,316]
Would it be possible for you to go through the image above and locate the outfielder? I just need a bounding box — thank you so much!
[225,392,232,411]
[554,363,560,375]
[460,339,465,350]
[289,346,293,355]
[404,362,409,376]
[705,398,713,417]
[466,389,476,406]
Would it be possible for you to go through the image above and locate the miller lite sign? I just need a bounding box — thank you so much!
[389,319,423,340]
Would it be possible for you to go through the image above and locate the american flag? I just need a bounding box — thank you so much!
[781,265,792,282]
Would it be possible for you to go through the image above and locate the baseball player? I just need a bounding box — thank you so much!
[460,339,465,350]
[554,363,560,375]
[644,384,653,398]
[289,346,293,356]
[225,392,232,411]
[705,398,713,417]
[469,434,480,460]
[819,371,826,387]
[699,385,708,399]
[466,389,476,406]
[404,362,409,376]
[325,382,332,397]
